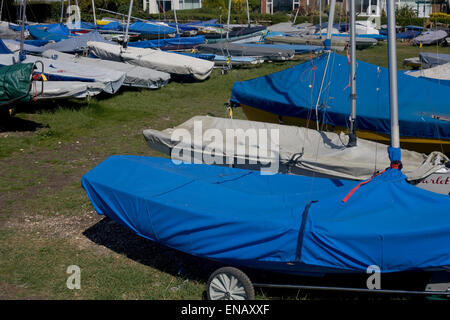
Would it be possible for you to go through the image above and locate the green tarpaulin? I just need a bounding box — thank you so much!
[0,63,34,106]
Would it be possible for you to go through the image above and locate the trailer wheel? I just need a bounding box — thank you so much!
[206,266,255,300]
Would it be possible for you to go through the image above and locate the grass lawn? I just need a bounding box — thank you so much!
[0,41,449,300]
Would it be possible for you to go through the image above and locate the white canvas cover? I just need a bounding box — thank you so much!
[87,41,214,81]
[405,62,450,81]
[38,81,105,99]
[143,116,448,182]
[0,53,126,94]
[41,50,170,89]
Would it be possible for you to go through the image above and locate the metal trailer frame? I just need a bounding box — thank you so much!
[205,266,450,300]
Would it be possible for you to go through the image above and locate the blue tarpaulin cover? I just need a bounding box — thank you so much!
[82,155,450,274]
[29,25,69,41]
[128,22,176,35]
[231,52,450,141]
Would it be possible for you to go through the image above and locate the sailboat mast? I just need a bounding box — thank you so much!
[226,0,231,40]
[19,0,27,62]
[245,0,250,28]
[325,0,336,39]
[348,0,357,146]
[319,0,322,38]
[91,0,97,29]
[386,0,400,149]
[60,0,64,24]
[173,0,179,34]
[123,0,134,48]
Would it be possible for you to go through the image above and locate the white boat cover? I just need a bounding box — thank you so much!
[143,116,448,181]
[87,41,214,81]
[41,50,170,89]
[0,53,126,94]
[405,62,450,81]
[38,81,105,99]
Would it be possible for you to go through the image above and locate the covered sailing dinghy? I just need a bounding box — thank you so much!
[142,115,449,194]
[42,50,170,89]
[82,155,450,276]
[87,41,214,81]
[230,52,450,153]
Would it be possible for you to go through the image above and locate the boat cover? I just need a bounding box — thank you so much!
[4,31,111,54]
[198,42,295,61]
[29,25,69,41]
[38,81,105,99]
[128,35,205,50]
[237,43,322,54]
[0,63,33,105]
[405,62,450,86]
[100,21,123,31]
[0,49,126,94]
[82,155,450,274]
[419,52,450,68]
[42,50,170,89]
[230,53,450,141]
[87,41,214,81]
[412,30,448,45]
[128,22,176,35]
[143,116,448,181]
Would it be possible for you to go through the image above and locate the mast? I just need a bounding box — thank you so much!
[386,0,400,151]
[60,0,64,24]
[314,0,336,130]
[19,0,27,62]
[245,0,250,28]
[226,0,231,40]
[0,0,4,22]
[325,0,336,39]
[123,0,133,49]
[91,0,97,29]
[319,0,322,39]
[347,0,357,146]
[173,0,179,34]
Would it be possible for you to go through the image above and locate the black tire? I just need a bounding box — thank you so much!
[206,266,255,300]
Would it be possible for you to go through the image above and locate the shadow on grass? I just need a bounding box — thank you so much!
[82,217,432,300]
[0,116,46,133]
[82,217,224,284]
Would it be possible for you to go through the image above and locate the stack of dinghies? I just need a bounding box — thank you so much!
[0,39,115,99]
[42,50,170,89]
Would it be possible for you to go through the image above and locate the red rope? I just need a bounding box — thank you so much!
[341,169,387,203]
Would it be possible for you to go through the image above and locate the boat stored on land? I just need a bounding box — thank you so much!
[87,41,214,81]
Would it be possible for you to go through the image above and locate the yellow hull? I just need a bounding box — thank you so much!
[242,105,450,154]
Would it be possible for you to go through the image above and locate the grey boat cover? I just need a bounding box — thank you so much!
[87,41,214,81]
[0,53,125,94]
[0,22,18,39]
[39,81,105,99]
[5,31,111,54]
[412,30,448,45]
[198,43,295,61]
[143,116,448,181]
[419,52,450,68]
[267,22,313,35]
[405,62,450,81]
[42,50,170,89]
